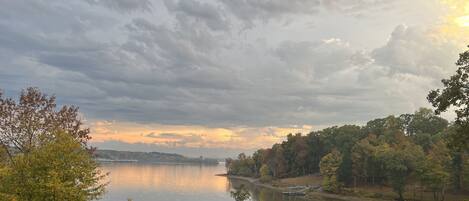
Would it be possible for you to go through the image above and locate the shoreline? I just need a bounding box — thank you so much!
[223,175,386,201]
[227,175,286,192]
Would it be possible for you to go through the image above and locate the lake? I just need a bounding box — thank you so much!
[99,163,305,201]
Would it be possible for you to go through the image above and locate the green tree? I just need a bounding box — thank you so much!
[0,132,106,201]
[351,135,384,186]
[320,125,365,184]
[306,132,326,174]
[463,155,469,191]
[428,46,469,151]
[365,116,402,138]
[417,141,452,201]
[252,149,267,177]
[376,137,424,201]
[270,145,287,178]
[320,149,343,193]
[259,164,272,183]
[399,108,448,152]
[405,108,448,136]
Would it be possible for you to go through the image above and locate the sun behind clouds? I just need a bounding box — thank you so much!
[432,0,469,44]
[455,15,469,27]
[453,1,469,27]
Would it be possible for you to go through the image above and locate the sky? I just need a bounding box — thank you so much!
[0,0,468,158]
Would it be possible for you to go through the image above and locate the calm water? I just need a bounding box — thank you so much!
[99,163,305,201]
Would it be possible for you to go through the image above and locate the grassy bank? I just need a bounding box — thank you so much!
[226,174,469,201]
[227,175,384,201]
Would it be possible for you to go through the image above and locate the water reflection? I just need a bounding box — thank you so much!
[228,178,305,201]
[102,163,227,192]
[230,185,251,201]
[100,163,305,201]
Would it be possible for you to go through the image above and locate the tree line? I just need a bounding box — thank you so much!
[226,46,469,201]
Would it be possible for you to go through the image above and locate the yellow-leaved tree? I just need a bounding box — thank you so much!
[320,149,343,193]
[0,88,106,201]
[0,132,107,201]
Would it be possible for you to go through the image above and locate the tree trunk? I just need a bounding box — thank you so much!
[461,153,465,191]
[397,192,404,201]
[353,176,357,191]
[441,184,446,201]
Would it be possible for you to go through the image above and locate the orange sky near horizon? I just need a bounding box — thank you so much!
[90,120,314,150]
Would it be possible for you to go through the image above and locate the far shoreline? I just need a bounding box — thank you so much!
[98,160,219,166]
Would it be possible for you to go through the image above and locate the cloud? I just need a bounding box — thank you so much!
[144,132,204,147]
[220,0,320,27]
[321,0,393,16]
[85,0,153,13]
[275,39,358,78]
[218,0,398,28]
[372,25,461,78]
[0,0,466,156]
[163,0,229,31]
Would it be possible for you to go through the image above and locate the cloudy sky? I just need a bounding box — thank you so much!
[1,0,468,157]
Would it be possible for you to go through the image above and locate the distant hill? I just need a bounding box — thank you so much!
[94,149,219,165]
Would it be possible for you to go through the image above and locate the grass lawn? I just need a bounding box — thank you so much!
[267,175,469,201]
[348,185,469,201]
[271,174,323,187]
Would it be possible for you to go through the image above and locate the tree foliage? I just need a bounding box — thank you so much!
[320,149,343,193]
[0,88,105,201]
[428,46,469,151]
[230,185,251,201]
[376,136,425,201]
[0,132,106,201]
[226,108,461,200]
[0,87,91,159]
[417,141,452,201]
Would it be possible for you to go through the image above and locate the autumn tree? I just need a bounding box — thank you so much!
[320,149,343,193]
[0,87,91,161]
[0,88,105,201]
[0,132,106,201]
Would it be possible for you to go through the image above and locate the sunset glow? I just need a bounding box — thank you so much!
[90,121,313,150]
[455,1,469,28]
[455,15,469,27]
[438,0,469,39]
